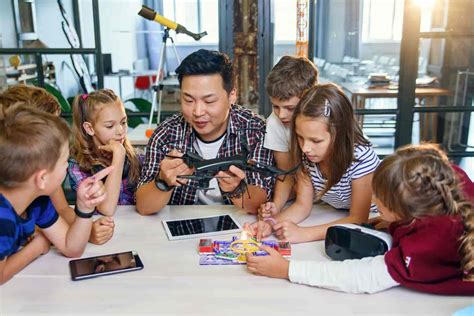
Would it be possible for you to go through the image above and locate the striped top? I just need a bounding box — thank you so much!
[0,194,58,260]
[303,144,380,212]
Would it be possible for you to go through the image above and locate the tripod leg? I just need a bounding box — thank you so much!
[148,38,167,129]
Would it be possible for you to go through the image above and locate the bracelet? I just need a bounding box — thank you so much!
[74,205,94,219]
[221,180,246,199]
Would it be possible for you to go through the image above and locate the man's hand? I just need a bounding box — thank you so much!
[89,217,115,245]
[159,149,194,186]
[217,165,246,193]
[246,244,289,279]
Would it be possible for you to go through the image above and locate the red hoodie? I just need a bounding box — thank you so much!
[384,215,474,295]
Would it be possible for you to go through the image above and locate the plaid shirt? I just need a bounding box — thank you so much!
[138,104,274,205]
[68,154,144,205]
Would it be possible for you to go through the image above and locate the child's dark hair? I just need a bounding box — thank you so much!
[0,103,70,188]
[71,89,140,184]
[372,144,474,281]
[265,55,319,100]
[0,84,61,115]
[175,49,234,93]
[290,83,369,198]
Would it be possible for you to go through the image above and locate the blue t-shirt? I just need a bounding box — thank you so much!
[0,194,59,260]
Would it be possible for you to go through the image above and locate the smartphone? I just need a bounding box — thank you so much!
[69,251,144,281]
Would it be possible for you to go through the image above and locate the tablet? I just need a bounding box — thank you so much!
[162,214,242,240]
[69,251,144,281]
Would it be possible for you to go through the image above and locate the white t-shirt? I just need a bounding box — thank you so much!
[264,112,291,152]
[193,135,226,205]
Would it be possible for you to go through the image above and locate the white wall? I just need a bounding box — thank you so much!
[0,0,143,100]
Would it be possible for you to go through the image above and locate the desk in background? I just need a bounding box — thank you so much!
[2,204,471,315]
[342,83,452,142]
[128,123,154,147]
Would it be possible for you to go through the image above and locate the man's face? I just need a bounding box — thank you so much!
[181,74,236,142]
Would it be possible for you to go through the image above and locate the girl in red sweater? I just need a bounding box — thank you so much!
[247,144,474,295]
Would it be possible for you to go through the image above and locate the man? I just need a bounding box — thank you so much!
[136,49,273,215]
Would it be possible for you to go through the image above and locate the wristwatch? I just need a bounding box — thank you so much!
[154,177,174,192]
[74,205,94,219]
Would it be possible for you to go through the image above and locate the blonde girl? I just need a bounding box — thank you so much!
[69,89,143,216]
[247,144,474,295]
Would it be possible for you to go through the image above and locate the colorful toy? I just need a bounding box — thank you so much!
[198,237,291,265]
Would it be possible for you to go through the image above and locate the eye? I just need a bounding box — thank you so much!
[105,125,113,129]
[121,120,127,126]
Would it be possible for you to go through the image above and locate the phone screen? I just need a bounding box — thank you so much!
[69,251,143,280]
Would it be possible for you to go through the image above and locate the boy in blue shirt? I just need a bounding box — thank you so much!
[0,104,112,284]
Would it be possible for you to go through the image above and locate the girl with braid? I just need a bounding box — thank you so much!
[246,144,474,295]
[68,89,143,217]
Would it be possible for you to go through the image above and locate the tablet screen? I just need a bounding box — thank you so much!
[163,214,241,240]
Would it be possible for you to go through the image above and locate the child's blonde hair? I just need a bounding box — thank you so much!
[290,83,369,198]
[71,89,140,184]
[0,84,61,115]
[372,144,474,281]
[0,103,70,188]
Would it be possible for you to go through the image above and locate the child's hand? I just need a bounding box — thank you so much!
[160,149,194,186]
[76,166,114,214]
[368,216,390,231]
[246,244,289,279]
[247,221,273,241]
[258,202,279,220]
[216,165,246,194]
[32,231,50,255]
[273,221,307,243]
[89,216,115,245]
[98,139,126,160]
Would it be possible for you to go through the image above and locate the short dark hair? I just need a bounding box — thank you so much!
[175,49,234,93]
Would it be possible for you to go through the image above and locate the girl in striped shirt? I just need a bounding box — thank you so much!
[257,83,380,243]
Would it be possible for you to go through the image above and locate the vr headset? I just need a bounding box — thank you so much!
[325,224,392,261]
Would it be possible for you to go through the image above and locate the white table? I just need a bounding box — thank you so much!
[2,205,472,315]
[128,123,154,146]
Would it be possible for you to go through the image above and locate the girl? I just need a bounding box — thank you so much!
[0,85,113,245]
[69,89,143,216]
[246,144,474,295]
[256,83,379,242]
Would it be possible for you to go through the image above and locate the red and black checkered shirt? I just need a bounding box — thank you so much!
[137,104,275,205]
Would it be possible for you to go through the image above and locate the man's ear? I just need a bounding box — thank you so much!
[83,121,95,136]
[33,169,48,190]
[228,88,237,105]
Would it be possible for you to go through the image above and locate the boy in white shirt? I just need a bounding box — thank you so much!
[260,56,319,217]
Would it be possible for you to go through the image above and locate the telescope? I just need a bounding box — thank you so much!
[138,5,207,41]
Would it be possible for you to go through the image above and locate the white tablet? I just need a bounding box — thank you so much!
[162,214,242,241]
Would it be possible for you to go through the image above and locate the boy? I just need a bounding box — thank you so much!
[260,56,319,217]
[0,104,111,284]
[0,85,115,245]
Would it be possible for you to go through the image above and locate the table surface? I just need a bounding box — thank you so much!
[2,205,472,315]
[342,82,452,98]
[128,123,154,146]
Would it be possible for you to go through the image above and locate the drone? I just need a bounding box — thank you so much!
[162,129,299,192]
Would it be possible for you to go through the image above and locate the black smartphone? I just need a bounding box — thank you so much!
[69,251,144,281]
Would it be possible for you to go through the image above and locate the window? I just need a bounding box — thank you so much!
[362,0,404,42]
[163,0,218,44]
